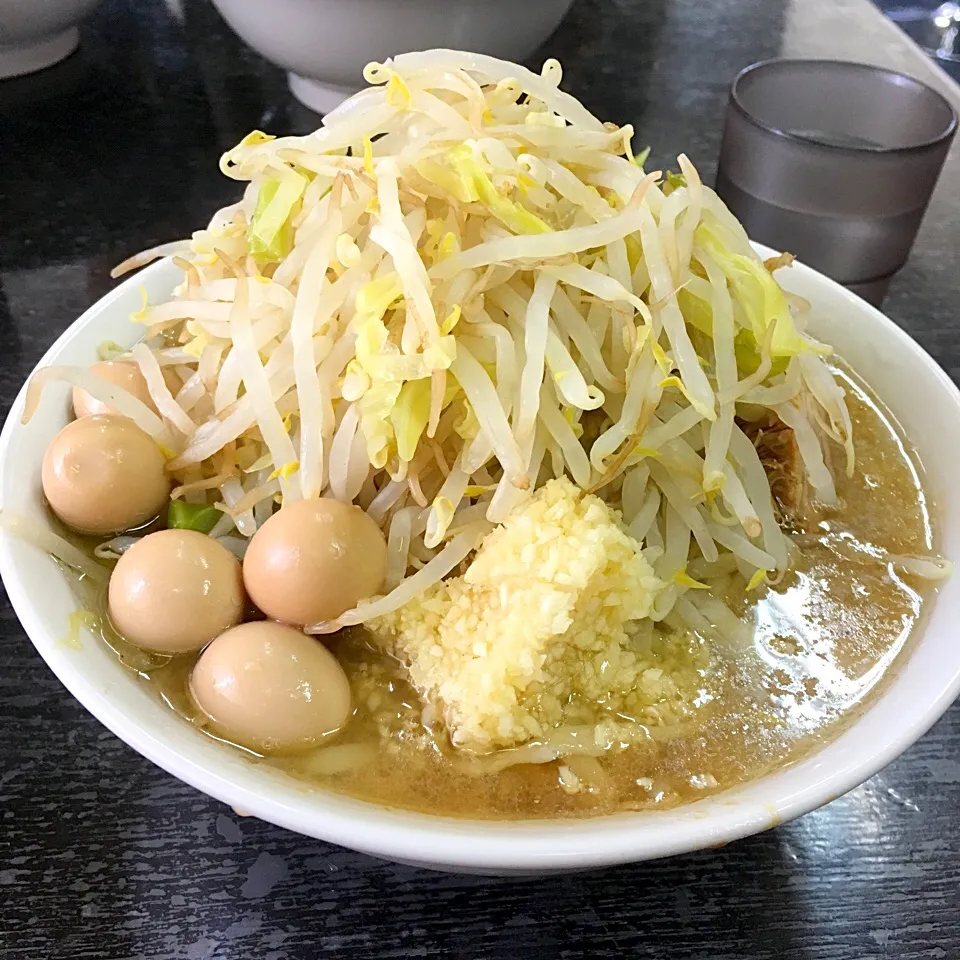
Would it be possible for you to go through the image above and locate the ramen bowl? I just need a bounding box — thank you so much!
[0,0,100,78]
[2,247,960,874]
[210,0,575,113]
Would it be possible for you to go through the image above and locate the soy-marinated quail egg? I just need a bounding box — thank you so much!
[242,497,387,625]
[189,621,352,753]
[108,529,244,653]
[72,361,157,419]
[41,414,169,534]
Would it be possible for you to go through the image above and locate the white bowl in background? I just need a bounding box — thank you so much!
[210,0,575,113]
[2,247,960,874]
[0,0,101,79]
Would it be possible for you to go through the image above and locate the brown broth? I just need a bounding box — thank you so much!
[92,364,939,820]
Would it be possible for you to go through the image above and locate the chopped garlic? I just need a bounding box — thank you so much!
[373,478,703,752]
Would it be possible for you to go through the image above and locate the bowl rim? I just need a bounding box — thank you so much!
[3,247,960,872]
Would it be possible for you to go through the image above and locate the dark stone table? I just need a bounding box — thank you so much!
[1,1,958,957]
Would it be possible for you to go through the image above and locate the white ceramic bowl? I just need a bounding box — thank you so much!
[2,248,960,874]
[210,0,575,113]
[0,0,101,79]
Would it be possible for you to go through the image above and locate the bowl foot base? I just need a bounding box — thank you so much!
[287,73,358,115]
[0,28,80,79]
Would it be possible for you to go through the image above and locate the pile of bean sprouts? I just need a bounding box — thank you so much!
[24,50,863,634]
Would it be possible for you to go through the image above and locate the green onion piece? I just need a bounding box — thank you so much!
[168,500,221,534]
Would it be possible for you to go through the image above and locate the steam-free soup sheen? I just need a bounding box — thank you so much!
[77,363,936,820]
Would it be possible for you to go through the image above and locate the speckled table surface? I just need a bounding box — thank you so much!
[1,1,959,957]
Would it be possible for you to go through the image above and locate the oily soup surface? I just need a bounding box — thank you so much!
[105,366,935,819]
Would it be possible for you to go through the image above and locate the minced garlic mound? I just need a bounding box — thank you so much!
[372,478,702,753]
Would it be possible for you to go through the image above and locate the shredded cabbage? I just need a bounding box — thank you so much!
[248,172,307,262]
